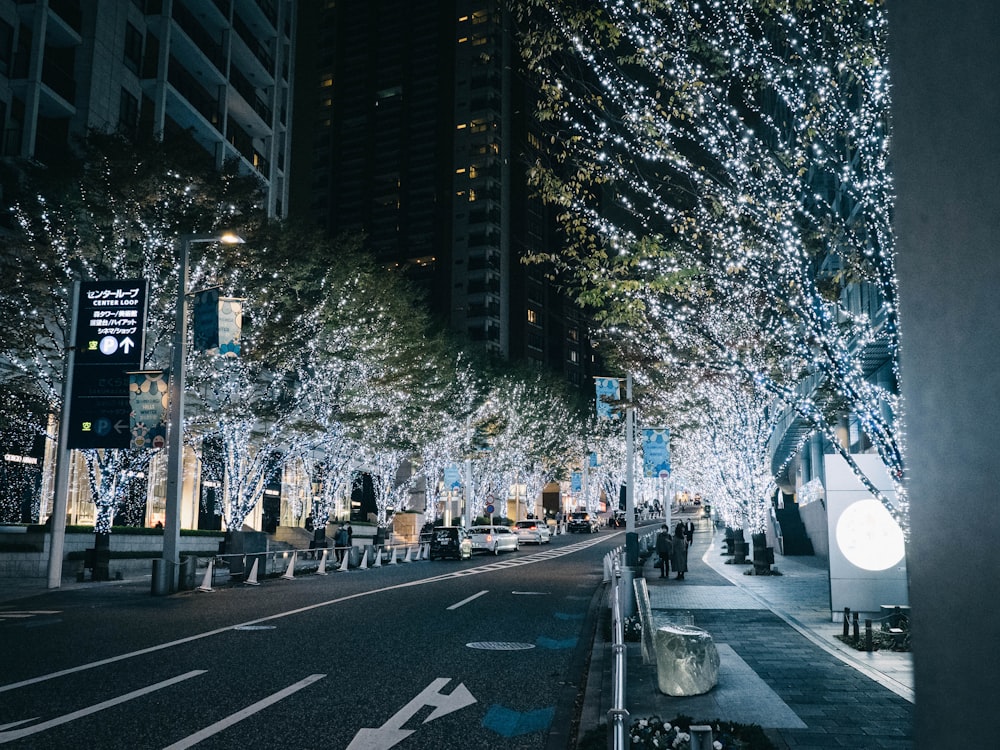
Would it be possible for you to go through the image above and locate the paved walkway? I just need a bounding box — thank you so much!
[580,517,914,749]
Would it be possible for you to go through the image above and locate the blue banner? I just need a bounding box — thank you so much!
[594,377,621,419]
[128,370,168,450]
[217,296,243,357]
[192,288,220,352]
[641,428,671,478]
[193,288,243,357]
[444,464,462,490]
[571,471,582,492]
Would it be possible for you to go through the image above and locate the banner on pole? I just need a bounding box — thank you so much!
[128,370,168,450]
[444,464,462,490]
[641,428,671,478]
[193,288,243,357]
[571,471,582,493]
[594,377,621,419]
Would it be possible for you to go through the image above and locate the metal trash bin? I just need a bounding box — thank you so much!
[151,558,171,596]
[178,556,198,590]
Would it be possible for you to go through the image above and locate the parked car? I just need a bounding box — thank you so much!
[513,519,552,545]
[468,525,520,554]
[428,526,472,560]
[567,511,600,533]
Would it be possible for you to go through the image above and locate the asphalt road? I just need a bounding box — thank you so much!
[0,527,624,749]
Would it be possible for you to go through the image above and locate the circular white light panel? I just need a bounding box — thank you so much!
[835,498,905,571]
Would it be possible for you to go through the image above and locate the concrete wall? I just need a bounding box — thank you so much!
[797,501,829,559]
[0,530,223,580]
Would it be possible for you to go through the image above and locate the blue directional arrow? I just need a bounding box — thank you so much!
[535,635,578,649]
[554,612,584,621]
[482,704,555,738]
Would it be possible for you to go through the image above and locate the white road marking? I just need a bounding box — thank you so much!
[347,678,476,750]
[0,670,206,744]
[162,673,326,750]
[0,535,610,694]
[447,590,489,610]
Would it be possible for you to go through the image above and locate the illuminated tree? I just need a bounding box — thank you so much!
[1,132,261,532]
[664,372,779,534]
[416,354,482,520]
[513,0,904,532]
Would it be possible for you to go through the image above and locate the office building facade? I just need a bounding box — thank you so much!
[0,0,295,218]
[293,0,592,384]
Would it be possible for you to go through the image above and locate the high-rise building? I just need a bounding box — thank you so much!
[0,0,295,218]
[293,0,592,385]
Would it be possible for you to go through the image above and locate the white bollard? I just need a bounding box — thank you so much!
[389,547,398,565]
[359,547,369,570]
[281,551,297,580]
[197,559,215,592]
[338,548,350,572]
[244,557,260,586]
[373,546,382,567]
[316,549,329,575]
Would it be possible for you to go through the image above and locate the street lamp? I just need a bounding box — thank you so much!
[162,231,244,592]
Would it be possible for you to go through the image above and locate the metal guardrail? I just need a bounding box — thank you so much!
[606,548,629,750]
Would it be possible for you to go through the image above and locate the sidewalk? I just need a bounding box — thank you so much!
[0,572,148,605]
[580,518,914,749]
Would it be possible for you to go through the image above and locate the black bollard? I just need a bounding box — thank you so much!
[865,619,873,652]
[852,611,860,640]
[843,608,851,638]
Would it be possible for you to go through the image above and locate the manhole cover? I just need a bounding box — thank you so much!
[233,625,276,631]
[466,641,535,651]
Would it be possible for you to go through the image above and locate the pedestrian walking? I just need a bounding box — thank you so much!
[671,522,688,580]
[334,524,349,563]
[655,524,673,578]
[684,519,694,546]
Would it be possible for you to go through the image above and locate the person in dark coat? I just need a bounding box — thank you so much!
[655,524,673,578]
[671,522,688,580]
[684,519,695,546]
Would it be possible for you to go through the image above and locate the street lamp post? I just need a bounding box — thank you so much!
[162,231,243,593]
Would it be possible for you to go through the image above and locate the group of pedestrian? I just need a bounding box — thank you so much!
[655,520,694,580]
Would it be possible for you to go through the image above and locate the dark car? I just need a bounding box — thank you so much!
[428,526,472,560]
[567,511,600,533]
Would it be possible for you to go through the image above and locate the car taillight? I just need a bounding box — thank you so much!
[486,534,493,542]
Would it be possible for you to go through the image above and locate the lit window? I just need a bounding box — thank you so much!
[527,309,537,324]
[468,190,477,202]
[320,76,333,88]
[569,349,579,363]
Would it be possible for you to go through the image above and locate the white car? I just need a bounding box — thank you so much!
[469,525,520,555]
[513,519,552,545]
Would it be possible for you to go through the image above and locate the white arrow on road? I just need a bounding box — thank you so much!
[347,677,476,750]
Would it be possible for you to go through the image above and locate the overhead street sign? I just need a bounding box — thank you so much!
[67,279,148,449]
